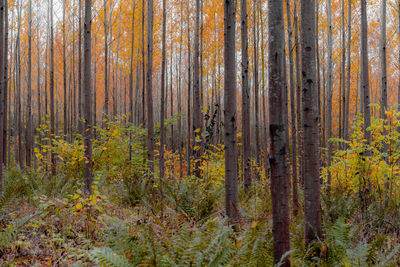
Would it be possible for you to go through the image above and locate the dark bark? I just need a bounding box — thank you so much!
[241,0,251,191]
[83,0,93,194]
[223,0,239,223]
[301,0,322,243]
[269,0,291,264]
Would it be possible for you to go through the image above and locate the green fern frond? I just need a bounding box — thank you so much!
[89,247,131,267]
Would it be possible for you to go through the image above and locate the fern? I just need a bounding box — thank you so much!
[89,247,131,267]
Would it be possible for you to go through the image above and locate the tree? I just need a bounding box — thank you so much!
[193,0,201,177]
[361,0,371,146]
[380,0,387,120]
[269,0,290,264]
[285,0,299,212]
[301,0,322,243]
[26,0,32,167]
[223,0,239,223]
[83,0,93,194]
[146,0,155,174]
[160,0,167,179]
[49,0,56,175]
[0,0,5,192]
[326,0,333,188]
[241,0,251,191]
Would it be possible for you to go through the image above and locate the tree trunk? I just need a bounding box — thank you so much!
[63,0,68,138]
[26,0,32,167]
[269,0,291,264]
[146,0,155,174]
[223,0,239,223]
[160,0,167,179]
[326,0,333,188]
[0,0,5,191]
[380,0,387,124]
[83,0,93,194]
[186,0,192,176]
[344,0,352,141]
[361,0,371,145]
[285,0,299,214]
[241,0,251,191]
[193,0,201,177]
[49,0,56,175]
[301,0,322,244]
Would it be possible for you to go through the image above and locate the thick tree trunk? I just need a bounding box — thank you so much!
[269,0,290,264]
[301,0,322,244]
[223,0,239,223]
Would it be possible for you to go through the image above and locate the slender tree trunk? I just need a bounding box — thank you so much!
[26,0,32,168]
[193,0,201,177]
[37,0,41,146]
[301,0,322,244]
[146,0,155,174]
[49,0,56,175]
[380,0,387,121]
[326,0,333,188]
[398,0,400,111]
[103,0,109,122]
[286,0,299,214]
[178,0,183,178]
[0,0,5,191]
[160,0,167,179]
[186,0,192,176]
[269,0,290,264]
[129,2,135,159]
[344,0,352,140]
[253,0,260,172]
[2,0,7,168]
[241,0,251,191]
[361,0,371,145]
[63,1,68,138]
[223,0,239,223]
[294,0,303,187]
[114,6,122,120]
[83,0,93,194]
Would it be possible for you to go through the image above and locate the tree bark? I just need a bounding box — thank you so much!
[49,0,56,175]
[301,0,322,244]
[193,0,201,177]
[269,0,291,264]
[326,0,333,189]
[285,0,299,214]
[83,0,93,194]
[224,0,239,223]
[146,0,155,174]
[241,0,251,191]
[160,0,167,179]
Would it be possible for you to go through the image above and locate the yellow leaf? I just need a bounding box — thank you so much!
[72,194,80,200]
[236,240,243,248]
[75,202,83,210]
